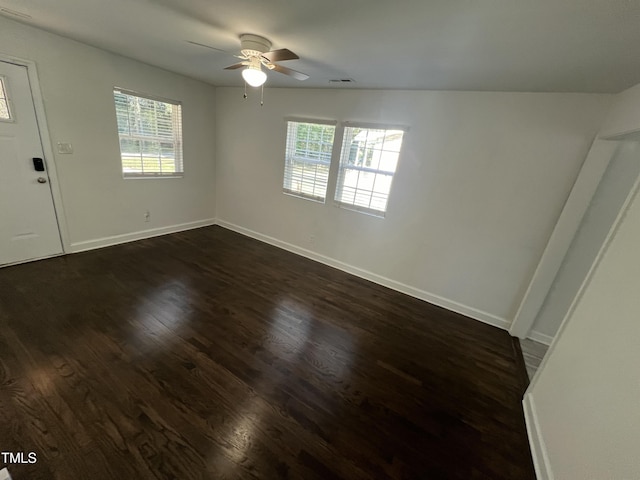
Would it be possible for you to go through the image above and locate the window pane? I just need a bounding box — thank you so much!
[161,142,177,173]
[0,78,11,120]
[372,173,392,194]
[113,89,183,177]
[0,99,9,120]
[121,139,142,174]
[283,121,335,202]
[335,126,404,216]
[142,140,161,173]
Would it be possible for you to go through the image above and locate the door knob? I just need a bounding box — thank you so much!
[37,177,47,184]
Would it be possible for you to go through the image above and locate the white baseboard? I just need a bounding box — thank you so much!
[523,393,553,480]
[216,220,511,331]
[528,330,554,346]
[69,219,216,253]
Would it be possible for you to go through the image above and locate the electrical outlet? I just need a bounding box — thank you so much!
[144,210,150,222]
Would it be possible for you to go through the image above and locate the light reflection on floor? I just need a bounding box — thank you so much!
[129,279,192,351]
[268,296,356,380]
[207,295,357,473]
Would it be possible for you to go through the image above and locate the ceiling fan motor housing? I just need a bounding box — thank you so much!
[239,34,272,58]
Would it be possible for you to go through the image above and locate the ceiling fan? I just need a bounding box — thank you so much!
[190,34,309,87]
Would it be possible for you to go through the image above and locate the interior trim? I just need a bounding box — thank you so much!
[523,393,553,480]
[216,219,511,331]
[69,219,216,253]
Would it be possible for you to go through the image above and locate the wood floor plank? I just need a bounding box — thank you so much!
[0,226,535,479]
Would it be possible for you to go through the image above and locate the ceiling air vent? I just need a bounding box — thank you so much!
[329,78,355,84]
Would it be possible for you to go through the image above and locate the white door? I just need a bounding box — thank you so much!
[0,60,62,266]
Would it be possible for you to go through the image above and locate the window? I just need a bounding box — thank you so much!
[113,88,183,178]
[281,119,407,217]
[0,76,12,121]
[283,120,336,202]
[335,125,405,216]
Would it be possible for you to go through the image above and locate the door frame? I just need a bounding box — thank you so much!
[508,138,617,342]
[0,52,69,254]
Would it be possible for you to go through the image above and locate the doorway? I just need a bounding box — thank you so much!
[0,59,63,266]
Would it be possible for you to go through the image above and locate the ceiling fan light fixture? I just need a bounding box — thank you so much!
[242,64,267,87]
[216,34,308,89]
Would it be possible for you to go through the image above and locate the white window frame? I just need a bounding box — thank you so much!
[334,122,408,217]
[113,87,183,179]
[282,118,337,202]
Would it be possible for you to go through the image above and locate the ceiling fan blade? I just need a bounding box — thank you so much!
[262,48,299,62]
[187,41,233,54]
[224,63,246,70]
[190,42,247,61]
[272,64,309,81]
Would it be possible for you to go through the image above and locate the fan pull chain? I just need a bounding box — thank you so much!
[243,81,247,99]
[260,84,264,106]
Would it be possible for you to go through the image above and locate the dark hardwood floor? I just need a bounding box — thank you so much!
[0,226,534,479]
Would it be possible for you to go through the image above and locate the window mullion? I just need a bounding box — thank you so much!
[325,123,344,204]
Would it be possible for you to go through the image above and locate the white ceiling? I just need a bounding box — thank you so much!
[2,0,640,93]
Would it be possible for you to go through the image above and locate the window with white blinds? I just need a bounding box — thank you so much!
[283,120,336,202]
[113,88,183,178]
[335,125,405,216]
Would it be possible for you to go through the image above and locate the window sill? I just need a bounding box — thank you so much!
[123,174,184,180]
[334,201,386,218]
[283,190,326,204]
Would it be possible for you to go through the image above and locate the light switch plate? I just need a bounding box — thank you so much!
[57,142,73,154]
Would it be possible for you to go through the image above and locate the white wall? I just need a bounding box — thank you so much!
[512,80,640,343]
[524,80,640,479]
[530,141,640,339]
[215,87,611,326]
[0,17,217,250]
[525,172,640,479]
